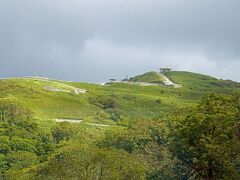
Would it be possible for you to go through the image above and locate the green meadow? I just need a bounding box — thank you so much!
[1,71,239,124]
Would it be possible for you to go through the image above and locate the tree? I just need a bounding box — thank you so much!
[0,101,55,178]
[51,122,79,143]
[172,93,240,179]
[99,120,187,179]
[35,144,148,179]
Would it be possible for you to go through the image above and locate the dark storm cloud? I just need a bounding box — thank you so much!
[0,0,240,82]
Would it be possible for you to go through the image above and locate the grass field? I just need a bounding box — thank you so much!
[129,71,165,84]
[0,71,239,128]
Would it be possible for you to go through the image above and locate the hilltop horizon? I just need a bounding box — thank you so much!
[1,68,239,83]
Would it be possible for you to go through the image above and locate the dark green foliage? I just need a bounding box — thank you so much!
[99,120,188,179]
[52,122,79,143]
[156,98,162,104]
[0,101,33,127]
[35,144,147,179]
[89,95,123,121]
[6,151,38,170]
[89,95,118,109]
[0,102,55,179]
[171,93,240,179]
[99,120,161,153]
[160,90,165,94]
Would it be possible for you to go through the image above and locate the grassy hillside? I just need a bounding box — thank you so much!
[0,72,239,126]
[166,71,240,93]
[0,78,186,123]
[129,71,165,84]
[1,72,240,179]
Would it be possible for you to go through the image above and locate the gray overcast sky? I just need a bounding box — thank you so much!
[0,0,240,82]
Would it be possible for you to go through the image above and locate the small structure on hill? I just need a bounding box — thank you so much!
[159,68,172,73]
[109,79,117,82]
[107,79,117,84]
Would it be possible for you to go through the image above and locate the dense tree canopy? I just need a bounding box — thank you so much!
[172,93,240,179]
[35,144,147,179]
[0,102,55,179]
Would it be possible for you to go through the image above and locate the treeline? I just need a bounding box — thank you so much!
[0,102,55,179]
[0,93,240,179]
[171,93,240,179]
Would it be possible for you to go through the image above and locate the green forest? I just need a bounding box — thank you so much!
[0,71,240,179]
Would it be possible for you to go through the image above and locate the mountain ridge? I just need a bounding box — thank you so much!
[0,70,239,125]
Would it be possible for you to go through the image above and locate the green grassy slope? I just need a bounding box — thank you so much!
[166,71,240,93]
[0,78,98,122]
[129,71,164,84]
[0,71,239,126]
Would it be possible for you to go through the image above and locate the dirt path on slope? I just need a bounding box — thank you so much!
[55,119,110,127]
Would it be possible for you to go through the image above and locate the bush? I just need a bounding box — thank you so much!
[0,101,55,178]
[52,123,79,143]
[155,99,162,104]
[89,96,118,109]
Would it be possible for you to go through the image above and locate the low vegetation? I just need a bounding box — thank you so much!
[0,71,240,179]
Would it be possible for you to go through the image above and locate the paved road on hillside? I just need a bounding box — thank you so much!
[55,119,110,127]
[158,73,182,88]
[0,77,87,93]
[158,73,175,86]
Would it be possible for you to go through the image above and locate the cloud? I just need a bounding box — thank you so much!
[0,0,239,82]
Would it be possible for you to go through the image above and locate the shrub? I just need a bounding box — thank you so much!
[89,96,118,109]
[155,99,162,104]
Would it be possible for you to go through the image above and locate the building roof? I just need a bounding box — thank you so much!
[160,68,172,70]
